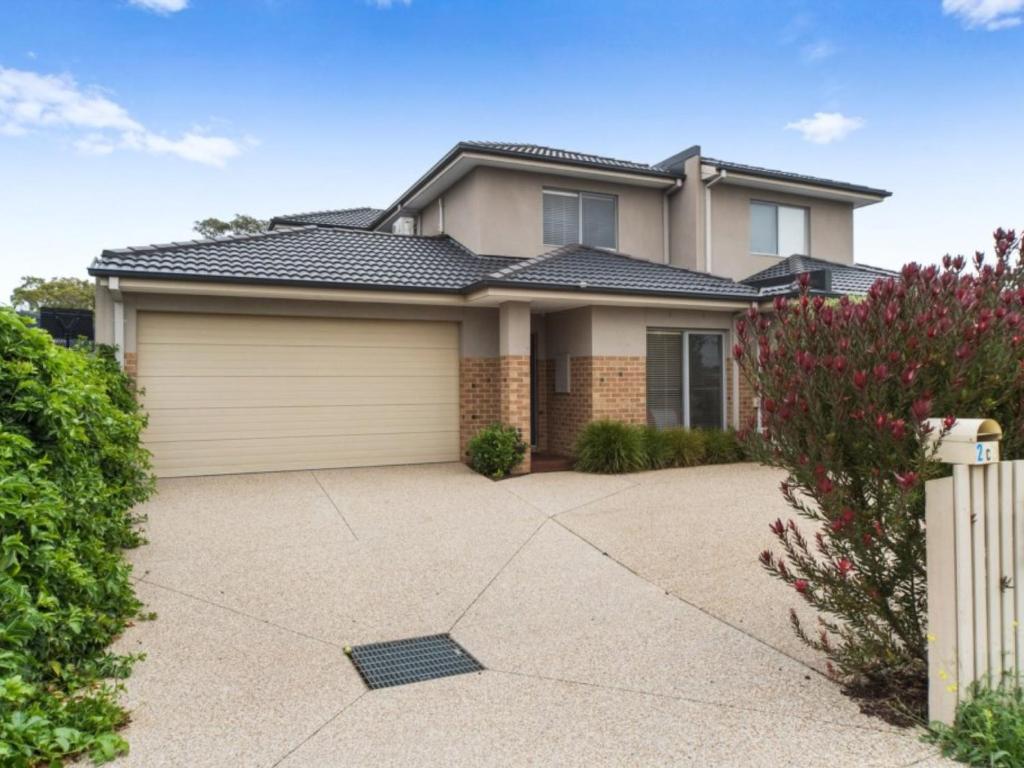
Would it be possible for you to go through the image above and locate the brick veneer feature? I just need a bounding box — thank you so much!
[546,356,646,457]
[499,355,531,475]
[123,352,137,377]
[591,357,646,425]
[737,366,759,431]
[459,357,500,461]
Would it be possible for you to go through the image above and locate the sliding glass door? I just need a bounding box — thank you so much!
[646,330,726,430]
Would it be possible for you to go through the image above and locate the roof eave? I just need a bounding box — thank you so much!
[371,143,681,230]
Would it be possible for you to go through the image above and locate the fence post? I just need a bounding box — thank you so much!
[926,473,958,724]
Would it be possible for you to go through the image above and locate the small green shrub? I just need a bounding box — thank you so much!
[927,684,1024,767]
[575,420,647,474]
[663,428,706,467]
[640,426,674,469]
[0,309,154,765]
[700,428,745,464]
[467,423,526,479]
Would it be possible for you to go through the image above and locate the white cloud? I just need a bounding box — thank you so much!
[801,40,836,62]
[0,66,245,166]
[369,0,411,7]
[128,0,189,13]
[785,112,864,144]
[942,0,1023,29]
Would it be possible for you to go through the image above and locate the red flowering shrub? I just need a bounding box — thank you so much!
[736,229,1024,720]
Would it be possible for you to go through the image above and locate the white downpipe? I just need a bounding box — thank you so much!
[113,300,125,365]
[704,171,726,273]
[663,178,682,264]
[439,196,445,233]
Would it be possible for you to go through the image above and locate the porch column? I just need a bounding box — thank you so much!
[498,301,531,474]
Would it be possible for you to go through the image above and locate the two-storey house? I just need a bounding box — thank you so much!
[90,141,892,477]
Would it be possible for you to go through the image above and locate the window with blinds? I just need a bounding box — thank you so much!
[646,330,683,428]
[543,190,580,247]
[543,189,617,249]
[646,330,726,430]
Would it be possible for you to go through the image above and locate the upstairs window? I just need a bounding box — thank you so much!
[543,189,617,249]
[750,201,808,257]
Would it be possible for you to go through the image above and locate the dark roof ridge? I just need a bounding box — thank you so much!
[273,205,382,219]
[98,224,318,258]
[96,225,475,262]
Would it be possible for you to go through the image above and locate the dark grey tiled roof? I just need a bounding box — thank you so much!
[460,141,675,177]
[481,244,760,300]
[703,157,891,198]
[743,254,897,296]
[270,207,384,229]
[90,227,519,293]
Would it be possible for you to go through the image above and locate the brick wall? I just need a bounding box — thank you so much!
[533,358,550,452]
[547,356,592,457]
[591,357,646,424]
[546,356,646,457]
[459,357,500,461]
[123,351,137,377]
[737,365,759,431]
[499,355,531,474]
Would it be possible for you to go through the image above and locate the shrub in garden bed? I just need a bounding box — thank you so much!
[0,309,154,765]
[640,426,675,469]
[467,423,526,479]
[574,420,647,474]
[663,427,706,466]
[699,428,745,464]
[927,683,1024,767]
[575,421,740,473]
[735,229,1024,722]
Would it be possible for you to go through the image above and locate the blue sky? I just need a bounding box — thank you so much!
[1,0,1022,299]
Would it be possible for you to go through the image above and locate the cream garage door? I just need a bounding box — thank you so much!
[137,312,460,477]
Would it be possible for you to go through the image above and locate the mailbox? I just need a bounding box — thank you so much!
[923,418,1002,465]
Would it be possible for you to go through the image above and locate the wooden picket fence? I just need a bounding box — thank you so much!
[926,461,1024,724]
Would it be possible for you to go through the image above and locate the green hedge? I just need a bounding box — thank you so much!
[574,420,744,474]
[467,423,527,479]
[0,309,154,766]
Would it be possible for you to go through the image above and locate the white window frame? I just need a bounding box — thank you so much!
[543,188,618,250]
[750,200,809,258]
[647,329,727,430]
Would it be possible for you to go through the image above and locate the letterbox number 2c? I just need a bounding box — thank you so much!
[976,443,989,463]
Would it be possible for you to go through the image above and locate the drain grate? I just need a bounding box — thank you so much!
[346,634,484,690]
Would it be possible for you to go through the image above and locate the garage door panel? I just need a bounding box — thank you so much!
[152,432,460,478]
[139,375,457,409]
[144,403,459,443]
[137,343,459,377]
[138,312,458,349]
[137,312,461,476]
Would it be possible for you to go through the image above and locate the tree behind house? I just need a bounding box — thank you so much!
[193,213,267,239]
[10,275,94,311]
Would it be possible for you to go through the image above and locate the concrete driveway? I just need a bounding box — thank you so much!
[112,463,949,767]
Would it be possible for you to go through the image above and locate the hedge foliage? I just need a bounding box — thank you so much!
[0,309,154,765]
[736,229,1024,721]
[467,423,527,479]
[575,420,744,473]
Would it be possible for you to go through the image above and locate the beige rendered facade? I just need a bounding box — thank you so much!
[92,140,888,477]
[95,277,754,477]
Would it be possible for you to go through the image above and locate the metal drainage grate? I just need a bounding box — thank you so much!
[345,634,484,690]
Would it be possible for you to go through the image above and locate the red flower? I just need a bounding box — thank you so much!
[794,579,809,593]
[836,558,854,577]
[890,419,907,440]
[873,363,888,380]
[943,415,957,430]
[911,397,932,422]
[895,471,918,491]
[853,370,868,389]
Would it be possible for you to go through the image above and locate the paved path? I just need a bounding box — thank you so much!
[112,463,950,767]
